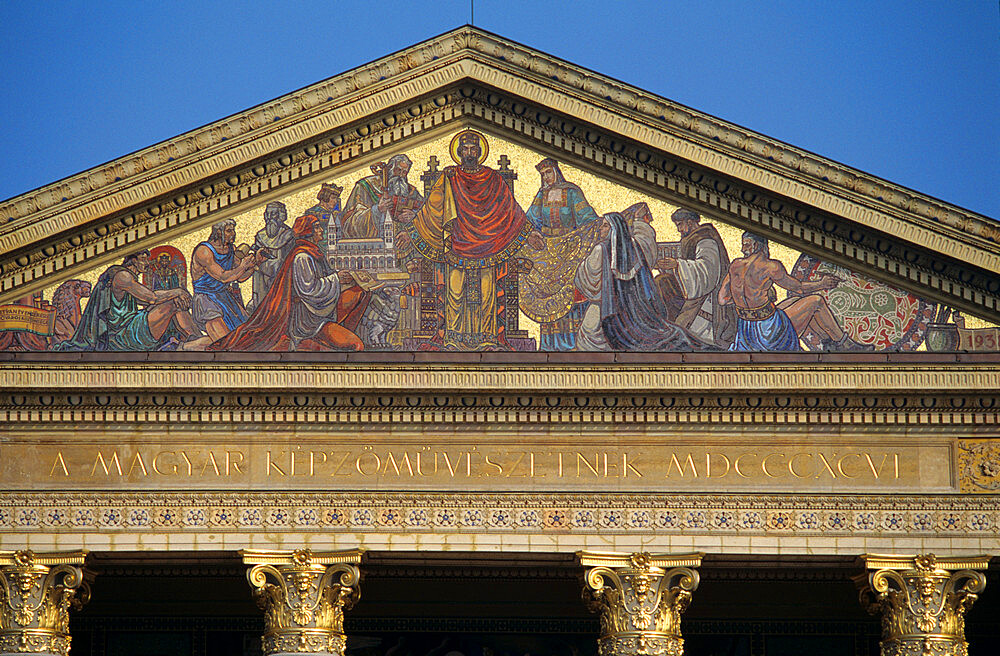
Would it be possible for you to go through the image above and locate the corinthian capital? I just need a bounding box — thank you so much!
[241,549,363,656]
[0,550,91,656]
[855,553,990,656]
[578,551,703,656]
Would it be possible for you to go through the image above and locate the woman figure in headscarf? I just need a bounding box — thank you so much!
[573,212,697,351]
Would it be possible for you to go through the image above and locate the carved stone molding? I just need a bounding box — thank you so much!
[1,394,997,428]
[1,361,997,428]
[579,552,702,656]
[0,550,91,656]
[2,493,999,554]
[957,440,1000,493]
[2,362,997,393]
[855,553,990,656]
[242,549,362,656]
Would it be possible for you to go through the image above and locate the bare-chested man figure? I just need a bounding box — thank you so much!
[719,232,873,351]
[56,251,209,351]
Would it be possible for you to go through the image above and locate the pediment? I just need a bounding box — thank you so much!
[3,29,1000,561]
[1,26,997,355]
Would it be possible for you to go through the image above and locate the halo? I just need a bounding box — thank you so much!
[449,129,489,165]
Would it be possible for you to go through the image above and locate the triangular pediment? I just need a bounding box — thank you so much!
[1,26,997,354]
[3,26,1000,571]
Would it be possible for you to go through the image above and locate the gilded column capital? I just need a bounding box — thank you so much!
[240,549,363,656]
[855,553,990,656]
[0,550,91,656]
[578,551,703,656]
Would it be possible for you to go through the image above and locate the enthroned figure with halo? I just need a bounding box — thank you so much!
[396,129,545,350]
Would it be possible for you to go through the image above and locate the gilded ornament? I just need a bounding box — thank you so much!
[855,553,989,656]
[0,550,91,656]
[958,440,1000,492]
[579,551,702,656]
[242,549,363,656]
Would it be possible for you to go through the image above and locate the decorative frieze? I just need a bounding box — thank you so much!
[855,553,989,656]
[241,549,362,656]
[579,552,702,656]
[0,550,91,656]
[1,493,998,539]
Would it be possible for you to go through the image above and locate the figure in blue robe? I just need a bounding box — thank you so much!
[574,212,700,351]
[54,254,183,351]
[191,241,247,332]
[525,159,601,351]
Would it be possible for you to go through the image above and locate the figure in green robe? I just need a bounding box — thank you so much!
[54,251,204,351]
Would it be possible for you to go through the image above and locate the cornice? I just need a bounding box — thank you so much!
[1,363,997,394]
[452,54,1000,270]
[2,356,996,426]
[0,55,471,257]
[1,26,996,276]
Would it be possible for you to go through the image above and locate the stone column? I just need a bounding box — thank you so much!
[241,549,363,656]
[0,550,91,656]
[578,551,703,656]
[855,553,990,656]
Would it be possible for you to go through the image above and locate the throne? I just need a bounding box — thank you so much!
[394,153,532,350]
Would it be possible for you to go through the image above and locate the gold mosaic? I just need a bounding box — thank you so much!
[3,129,987,355]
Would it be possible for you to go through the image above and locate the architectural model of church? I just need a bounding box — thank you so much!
[327,210,400,274]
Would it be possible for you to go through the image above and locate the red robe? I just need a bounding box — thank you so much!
[208,239,369,352]
[411,166,531,268]
[447,166,529,263]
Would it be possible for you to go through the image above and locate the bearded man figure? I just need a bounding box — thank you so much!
[248,201,295,313]
[341,154,424,246]
[396,130,544,350]
[190,219,259,341]
[209,214,368,352]
[654,208,736,348]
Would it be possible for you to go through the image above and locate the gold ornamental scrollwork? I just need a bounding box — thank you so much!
[578,551,703,656]
[0,550,91,656]
[855,553,990,656]
[958,439,1000,492]
[241,549,363,656]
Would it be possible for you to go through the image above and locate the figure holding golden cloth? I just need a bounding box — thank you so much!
[519,158,604,350]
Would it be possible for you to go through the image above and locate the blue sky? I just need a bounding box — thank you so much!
[1,1,997,217]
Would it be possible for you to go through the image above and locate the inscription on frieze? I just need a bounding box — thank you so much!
[0,436,954,493]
